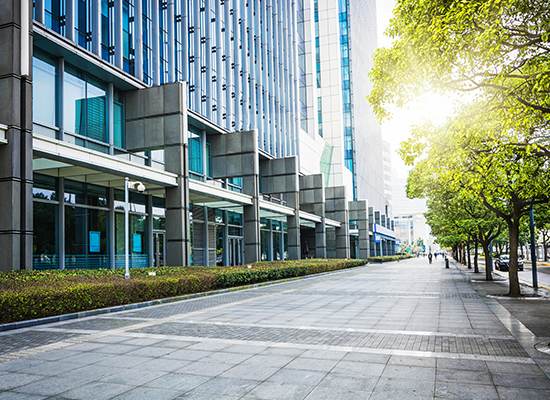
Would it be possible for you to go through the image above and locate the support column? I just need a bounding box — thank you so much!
[349,200,369,259]
[124,82,190,266]
[260,157,300,260]
[146,195,154,267]
[210,129,260,264]
[325,186,350,259]
[58,178,66,269]
[0,0,33,271]
[299,174,326,258]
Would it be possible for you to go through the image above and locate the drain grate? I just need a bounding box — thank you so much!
[131,322,528,357]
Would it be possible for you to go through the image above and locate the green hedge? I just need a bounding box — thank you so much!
[0,259,365,324]
[367,255,413,263]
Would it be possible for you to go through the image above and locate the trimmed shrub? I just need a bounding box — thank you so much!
[0,259,365,324]
[367,255,413,263]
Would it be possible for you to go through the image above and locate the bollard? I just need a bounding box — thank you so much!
[445,257,449,269]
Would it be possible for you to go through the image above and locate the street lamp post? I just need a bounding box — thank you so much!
[124,178,146,280]
[529,205,538,289]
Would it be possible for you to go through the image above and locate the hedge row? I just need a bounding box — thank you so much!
[367,255,413,263]
[0,259,365,324]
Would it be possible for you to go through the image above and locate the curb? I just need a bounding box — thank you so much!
[0,265,366,333]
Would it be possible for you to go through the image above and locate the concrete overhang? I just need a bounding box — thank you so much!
[260,199,294,216]
[33,23,146,91]
[0,124,7,144]
[33,135,178,188]
[325,218,342,228]
[189,179,253,207]
[299,210,322,224]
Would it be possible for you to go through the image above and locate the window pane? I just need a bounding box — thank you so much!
[86,80,107,142]
[33,57,56,127]
[188,132,203,174]
[114,101,125,147]
[64,70,87,135]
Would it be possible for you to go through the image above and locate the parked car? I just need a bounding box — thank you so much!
[494,254,524,272]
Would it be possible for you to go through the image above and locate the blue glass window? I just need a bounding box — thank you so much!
[188,129,203,175]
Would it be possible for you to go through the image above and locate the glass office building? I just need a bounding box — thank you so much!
[0,0,396,271]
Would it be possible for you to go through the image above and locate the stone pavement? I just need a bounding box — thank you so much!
[1,258,550,399]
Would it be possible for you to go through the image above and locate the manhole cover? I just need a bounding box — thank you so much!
[535,341,550,355]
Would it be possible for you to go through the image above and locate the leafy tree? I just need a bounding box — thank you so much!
[369,0,550,125]
[401,105,549,296]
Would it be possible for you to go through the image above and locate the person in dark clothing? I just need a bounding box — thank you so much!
[428,253,433,264]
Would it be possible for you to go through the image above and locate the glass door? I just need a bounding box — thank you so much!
[228,236,243,266]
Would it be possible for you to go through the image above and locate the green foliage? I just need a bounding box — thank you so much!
[367,255,413,263]
[369,0,550,123]
[0,259,366,324]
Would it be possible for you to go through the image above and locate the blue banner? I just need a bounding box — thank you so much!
[89,231,101,253]
[132,233,142,253]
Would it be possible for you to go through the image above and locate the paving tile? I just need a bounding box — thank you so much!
[300,350,346,360]
[60,382,132,400]
[267,369,326,386]
[163,350,211,361]
[0,373,44,390]
[304,386,373,400]
[331,360,385,378]
[187,377,259,397]
[138,358,192,372]
[317,373,378,392]
[388,355,436,368]
[98,368,167,385]
[243,381,313,400]
[436,358,487,371]
[342,352,389,364]
[382,365,435,382]
[370,377,435,400]
[485,361,545,376]
[221,364,279,381]
[179,361,234,377]
[435,382,499,400]
[126,346,175,358]
[491,373,550,389]
[13,376,93,397]
[111,386,181,400]
[496,386,550,400]
[0,393,47,400]
[436,368,492,385]
[96,355,152,368]
[145,373,211,391]
[285,358,338,372]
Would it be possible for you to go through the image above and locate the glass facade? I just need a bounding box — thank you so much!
[32,0,299,159]
[338,0,357,199]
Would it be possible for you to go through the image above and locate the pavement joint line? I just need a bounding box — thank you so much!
[172,319,517,340]
[59,329,536,364]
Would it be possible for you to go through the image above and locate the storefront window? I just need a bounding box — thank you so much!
[65,206,109,269]
[33,201,58,269]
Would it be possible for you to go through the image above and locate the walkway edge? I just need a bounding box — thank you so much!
[0,265,367,333]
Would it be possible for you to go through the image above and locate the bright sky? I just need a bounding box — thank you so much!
[375,0,458,214]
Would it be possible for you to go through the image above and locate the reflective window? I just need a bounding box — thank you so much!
[188,129,203,175]
[33,174,57,201]
[64,68,107,143]
[32,56,56,127]
[65,206,109,269]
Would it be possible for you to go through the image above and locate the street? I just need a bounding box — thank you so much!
[1,258,550,399]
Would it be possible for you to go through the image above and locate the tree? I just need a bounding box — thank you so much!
[401,105,549,296]
[369,0,550,124]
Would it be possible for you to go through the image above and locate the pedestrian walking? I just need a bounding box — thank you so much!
[428,252,433,264]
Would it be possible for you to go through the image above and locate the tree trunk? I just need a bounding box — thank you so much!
[474,237,479,273]
[544,236,548,261]
[483,241,493,281]
[466,240,472,269]
[508,221,521,297]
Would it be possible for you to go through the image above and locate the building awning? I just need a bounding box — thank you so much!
[33,135,178,190]
[0,124,7,145]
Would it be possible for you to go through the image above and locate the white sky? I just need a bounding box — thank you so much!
[375,0,457,214]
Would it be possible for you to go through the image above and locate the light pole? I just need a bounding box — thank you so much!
[124,178,146,280]
[529,205,538,289]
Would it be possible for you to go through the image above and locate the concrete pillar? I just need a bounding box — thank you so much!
[286,192,300,260]
[124,83,190,266]
[325,186,350,259]
[210,129,260,264]
[243,174,260,264]
[0,0,33,271]
[299,174,326,259]
[349,200,369,259]
[58,178,66,269]
[146,195,154,267]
